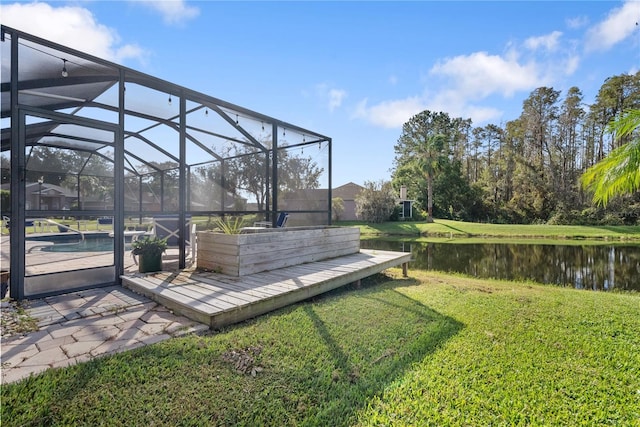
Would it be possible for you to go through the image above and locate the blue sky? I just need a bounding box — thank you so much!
[2,1,639,187]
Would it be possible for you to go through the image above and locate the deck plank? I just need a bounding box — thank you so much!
[138,275,239,312]
[150,273,259,307]
[212,274,298,295]
[122,249,411,329]
[195,271,291,295]
[170,272,270,298]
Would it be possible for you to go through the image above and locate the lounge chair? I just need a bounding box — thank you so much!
[254,212,288,228]
[97,217,113,230]
[2,216,35,229]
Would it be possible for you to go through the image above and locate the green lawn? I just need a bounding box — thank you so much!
[338,219,640,241]
[3,270,639,426]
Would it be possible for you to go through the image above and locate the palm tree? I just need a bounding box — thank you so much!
[581,109,640,206]
[395,110,453,223]
[417,134,447,222]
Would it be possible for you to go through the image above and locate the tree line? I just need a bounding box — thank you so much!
[0,141,323,214]
[391,72,640,225]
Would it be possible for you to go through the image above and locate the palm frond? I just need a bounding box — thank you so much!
[581,109,640,206]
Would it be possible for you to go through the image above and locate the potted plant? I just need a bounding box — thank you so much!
[131,236,167,273]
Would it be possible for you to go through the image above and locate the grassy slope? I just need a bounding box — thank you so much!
[338,219,640,241]
[2,270,639,426]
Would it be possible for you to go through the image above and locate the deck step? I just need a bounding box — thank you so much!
[121,249,411,329]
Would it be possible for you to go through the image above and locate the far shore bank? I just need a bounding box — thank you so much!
[337,219,640,241]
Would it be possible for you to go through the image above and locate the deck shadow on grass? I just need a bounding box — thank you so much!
[1,273,462,426]
[298,279,463,425]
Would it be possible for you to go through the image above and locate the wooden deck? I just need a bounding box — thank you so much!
[121,249,411,329]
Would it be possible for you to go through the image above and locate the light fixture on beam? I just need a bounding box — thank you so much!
[61,59,68,78]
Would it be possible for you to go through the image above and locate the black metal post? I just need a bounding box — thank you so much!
[178,92,186,269]
[38,176,43,210]
[271,124,279,226]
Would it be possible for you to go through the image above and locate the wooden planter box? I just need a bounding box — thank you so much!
[197,226,360,276]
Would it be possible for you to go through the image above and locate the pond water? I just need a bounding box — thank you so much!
[361,240,640,292]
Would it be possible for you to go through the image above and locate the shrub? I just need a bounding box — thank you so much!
[332,197,344,221]
[355,180,397,223]
[0,189,9,214]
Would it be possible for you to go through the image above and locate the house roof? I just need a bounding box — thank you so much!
[1,182,77,198]
[332,182,364,200]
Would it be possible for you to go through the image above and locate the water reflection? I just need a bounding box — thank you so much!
[361,240,640,291]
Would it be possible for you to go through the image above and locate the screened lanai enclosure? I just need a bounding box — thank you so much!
[0,26,332,300]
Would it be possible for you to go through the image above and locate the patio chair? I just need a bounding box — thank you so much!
[151,215,196,259]
[97,217,113,230]
[253,212,288,228]
[3,216,36,229]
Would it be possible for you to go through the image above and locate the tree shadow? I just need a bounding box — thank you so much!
[592,225,640,236]
[434,220,471,236]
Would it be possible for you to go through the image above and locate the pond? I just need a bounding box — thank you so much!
[361,239,640,292]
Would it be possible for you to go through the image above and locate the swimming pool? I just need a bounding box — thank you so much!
[39,238,131,252]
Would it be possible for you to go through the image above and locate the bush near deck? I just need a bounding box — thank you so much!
[2,270,639,426]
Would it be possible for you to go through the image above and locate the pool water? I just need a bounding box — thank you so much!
[40,238,130,252]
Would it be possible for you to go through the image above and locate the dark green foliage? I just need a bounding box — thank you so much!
[392,72,640,225]
[130,236,168,256]
[432,160,486,221]
[355,180,397,223]
[0,189,9,214]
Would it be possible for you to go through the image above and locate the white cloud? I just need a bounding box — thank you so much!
[585,0,639,52]
[353,44,589,128]
[352,92,504,129]
[389,75,398,85]
[524,31,563,52]
[328,89,347,112]
[315,84,347,112]
[564,54,581,76]
[462,105,503,124]
[0,2,146,63]
[353,46,564,128]
[136,0,200,26]
[566,15,589,30]
[430,51,545,98]
[428,89,503,123]
[353,1,636,130]
[353,97,426,129]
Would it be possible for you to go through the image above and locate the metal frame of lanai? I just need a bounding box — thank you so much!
[1,25,332,300]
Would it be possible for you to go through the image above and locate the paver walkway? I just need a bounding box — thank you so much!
[1,286,209,384]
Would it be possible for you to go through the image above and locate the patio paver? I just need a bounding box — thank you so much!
[1,285,209,385]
